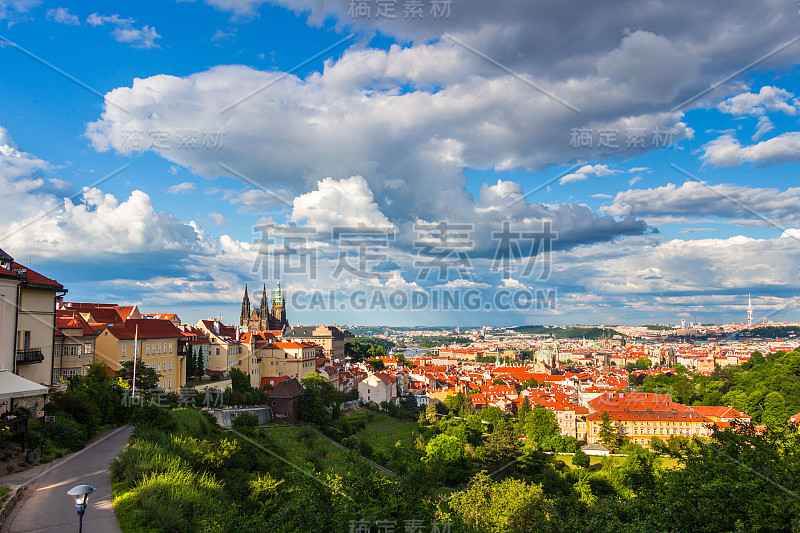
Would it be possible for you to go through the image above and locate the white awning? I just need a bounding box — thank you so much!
[0,369,49,400]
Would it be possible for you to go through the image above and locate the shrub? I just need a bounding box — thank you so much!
[573,449,591,469]
[47,415,88,451]
[128,405,178,433]
[231,413,260,429]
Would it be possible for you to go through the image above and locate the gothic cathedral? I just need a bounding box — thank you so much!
[239,281,289,331]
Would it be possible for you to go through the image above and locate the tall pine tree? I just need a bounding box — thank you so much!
[196,346,205,378]
[186,345,196,382]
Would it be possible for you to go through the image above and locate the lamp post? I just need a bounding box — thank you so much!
[67,485,95,533]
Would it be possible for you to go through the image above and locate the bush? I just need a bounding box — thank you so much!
[573,449,591,469]
[231,413,259,429]
[47,415,88,451]
[129,405,178,433]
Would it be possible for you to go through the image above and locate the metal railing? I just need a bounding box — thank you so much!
[16,348,44,364]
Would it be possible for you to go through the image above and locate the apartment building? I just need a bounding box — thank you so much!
[53,309,98,381]
[0,248,66,385]
[95,319,187,393]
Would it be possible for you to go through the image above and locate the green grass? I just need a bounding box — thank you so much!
[555,453,682,470]
[259,426,352,475]
[170,408,215,438]
[350,412,419,448]
[0,486,9,501]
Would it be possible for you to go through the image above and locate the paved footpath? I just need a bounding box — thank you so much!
[0,425,133,533]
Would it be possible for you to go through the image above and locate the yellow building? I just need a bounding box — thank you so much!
[95,319,187,393]
[259,341,317,381]
[586,407,712,447]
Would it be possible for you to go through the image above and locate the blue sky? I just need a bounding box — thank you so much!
[1,0,800,327]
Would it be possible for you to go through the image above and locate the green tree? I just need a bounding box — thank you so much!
[423,434,467,484]
[749,350,766,366]
[524,407,560,449]
[424,402,438,425]
[762,391,788,428]
[367,358,385,371]
[517,397,531,422]
[195,347,205,379]
[229,368,251,393]
[598,410,618,450]
[572,448,590,468]
[117,359,161,391]
[635,357,651,370]
[444,392,471,417]
[636,424,800,532]
[481,422,521,470]
[671,379,695,404]
[649,435,664,452]
[404,394,418,412]
[448,473,552,533]
[186,345,196,381]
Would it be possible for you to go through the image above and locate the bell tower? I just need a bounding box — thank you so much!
[271,280,287,328]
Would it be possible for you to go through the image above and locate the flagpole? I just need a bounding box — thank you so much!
[132,325,138,397]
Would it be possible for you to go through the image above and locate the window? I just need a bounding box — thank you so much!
[146,344,150,355]
[169,343,173,354]
[216,347,220,355]
[121,346,127,357]
[157,344,162,354]
[158,363,162,371]
[54,345,61,356]
[22,331,31,350]
[169,361,172,370]
[168,380,171,388]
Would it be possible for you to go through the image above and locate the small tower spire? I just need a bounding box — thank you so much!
[747,293,754,327]
[240,284,251,326]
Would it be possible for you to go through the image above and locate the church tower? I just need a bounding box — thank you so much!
[239,284,251,327]
[552,338,559,367]
[270,280,287,328]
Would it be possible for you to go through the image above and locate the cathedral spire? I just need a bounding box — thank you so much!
[240,284,251,326]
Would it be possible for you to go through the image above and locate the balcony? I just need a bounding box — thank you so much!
[16,348,44,364]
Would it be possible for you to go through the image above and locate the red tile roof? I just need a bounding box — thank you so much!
[2,262,64,290]
[105,319,184,340]
[55,310,97,336]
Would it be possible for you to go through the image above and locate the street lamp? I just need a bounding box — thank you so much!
[67,485,95,533]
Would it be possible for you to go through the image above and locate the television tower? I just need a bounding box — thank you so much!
[747,293,754,327]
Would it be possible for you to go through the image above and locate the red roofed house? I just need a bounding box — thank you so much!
[690,405,751,425]
[358,372,398,405]
[259,341,317,382]
[53,309,99,382]
[95,319,187,393]
[586,392,713,447]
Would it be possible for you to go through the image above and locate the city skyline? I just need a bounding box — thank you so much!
[1,1,800,326]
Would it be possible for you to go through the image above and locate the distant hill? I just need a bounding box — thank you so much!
[511,325,625,339]
[741,325,800,338]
